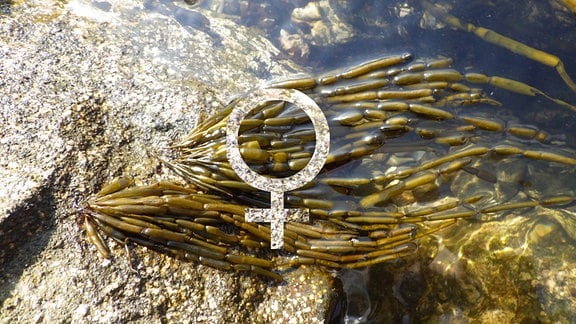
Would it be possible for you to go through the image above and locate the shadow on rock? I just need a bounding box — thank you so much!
[0,177,61,306]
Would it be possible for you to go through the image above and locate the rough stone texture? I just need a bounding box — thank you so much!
[0,0,333,322]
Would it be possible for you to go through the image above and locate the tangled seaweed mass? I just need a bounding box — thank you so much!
[83,53,576,281]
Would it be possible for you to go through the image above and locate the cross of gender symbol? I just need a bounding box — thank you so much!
[226,88,330,249]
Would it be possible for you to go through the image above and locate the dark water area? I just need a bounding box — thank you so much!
[310,2,576,141]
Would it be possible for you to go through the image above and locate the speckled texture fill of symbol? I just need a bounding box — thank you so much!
[226,87,330,248]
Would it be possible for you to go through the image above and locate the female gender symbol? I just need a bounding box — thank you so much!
[226,88,330,249]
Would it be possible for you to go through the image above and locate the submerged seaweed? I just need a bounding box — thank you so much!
[83,52,576,281]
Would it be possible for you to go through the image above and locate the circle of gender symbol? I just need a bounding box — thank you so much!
[226,88,330,249]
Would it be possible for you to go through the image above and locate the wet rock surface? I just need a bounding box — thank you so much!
[0,0,333,322]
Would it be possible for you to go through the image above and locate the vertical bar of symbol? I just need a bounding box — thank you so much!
[246,192,309,249]
[226,88,330,249]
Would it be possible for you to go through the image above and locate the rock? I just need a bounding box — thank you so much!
[289,0,354,47]
[0,0,333,322]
